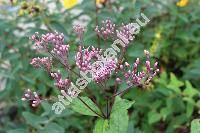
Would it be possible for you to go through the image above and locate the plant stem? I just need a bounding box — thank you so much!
[95,0,101,48]
[106,97,109,118]
[107,84,136,117]
[77,96,104,118]
[108,81,118,117]
[85,87,107,118]
[112,85,133,98]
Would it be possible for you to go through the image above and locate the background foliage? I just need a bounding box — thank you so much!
[0,0,199,132]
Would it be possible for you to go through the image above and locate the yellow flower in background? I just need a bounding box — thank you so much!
[62,0,78,9]
[18,9,25,16]
[96,0,106,4]
[12,0,18,4]
[150,27,162,55]
[176,0,188,7]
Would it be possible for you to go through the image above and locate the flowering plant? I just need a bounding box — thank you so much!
[22,17,159,132]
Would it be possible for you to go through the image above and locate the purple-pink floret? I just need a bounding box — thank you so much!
[75,46,102,72]
[51,70,71,89]
[30,57,52,71]
[116,50,159,86]
[92,59,117,83]
[75,46,117,83]
[95,19,116,40]
[31,32,70,65]
[21,89,41,107]
[116,23,135,47]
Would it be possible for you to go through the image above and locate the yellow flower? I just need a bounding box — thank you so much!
[96,0,106,4]
[18,9,25,16]
[176,0,188,7]
[150,28,162,55]
[62,0,78,9]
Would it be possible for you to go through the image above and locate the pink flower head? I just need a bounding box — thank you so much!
[21,89,41,107]
[95,19,116,40]
[116,50,159,86]
[31,32,70,66]
[51,70,71,90]
[116,23,135,47]
[30,57,52,71]
[76,46,117,83]
[73,24,85,36]
[75,46,102,72]
[92,58,117,83]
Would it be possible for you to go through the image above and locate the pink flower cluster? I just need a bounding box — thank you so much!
[30,57,52,71]
[116,23,135,47]
[75,46,102,71]
[73,24,85,36]
[23,16,158,111]
[92,59,117,83]
[116,50,159,86]
[51,43,69,65]
[51,70,71,90]
[21,89,41,107]
[40,32,65,46]
[31,32,70,65]
[95,19,116,40]
[75,46,117,83]
[95,20,136,47]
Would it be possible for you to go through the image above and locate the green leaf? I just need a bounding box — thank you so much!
[41,101,53,116]
[183,81,199,98]
[160,107,171,120]
[71,97,101,116]
[112,96,135,112]
[22,112,48,129]
[148,111,161,124]
[167,73,183,93]
[155,71,168,85]
[93,96,134,133]
[93,119,110,133]
[191,119,200,133]
[8,128,29,133]
[38,123,65,133]
[109,108,129,133]
[186,102,194,118]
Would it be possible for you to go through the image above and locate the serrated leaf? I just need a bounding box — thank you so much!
[160,107,171,120]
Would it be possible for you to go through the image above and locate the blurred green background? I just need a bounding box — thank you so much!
[0,0,199,132]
